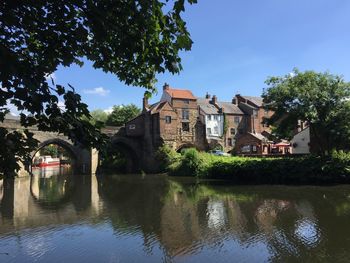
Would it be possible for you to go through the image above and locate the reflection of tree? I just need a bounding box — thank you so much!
[0,178,14,219]
[96,174,169,253]
[30,172,92,212]
[3,173,350,262]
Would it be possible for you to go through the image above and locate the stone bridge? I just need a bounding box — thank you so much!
[1,116,156,176]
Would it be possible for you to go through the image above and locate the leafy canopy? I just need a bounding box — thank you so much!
[106,104,141,127]
[263,69,350,154]
[0,0,196,175]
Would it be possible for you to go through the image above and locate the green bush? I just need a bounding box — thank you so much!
[168,148,206,177]
[156,144,350,184]
[155,144,180,172]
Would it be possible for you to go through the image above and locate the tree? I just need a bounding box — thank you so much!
[106,104,141,126]
[40,144,59,157]
[263,69,350,155]
[83,109,109,126]
[0,0,196,175]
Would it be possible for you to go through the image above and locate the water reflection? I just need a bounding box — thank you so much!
[1,173,350,262]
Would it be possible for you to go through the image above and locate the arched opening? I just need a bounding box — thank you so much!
[30,171,75,208]
[176,143,197,153]
[31,139,77,177]
[99,140,140,174]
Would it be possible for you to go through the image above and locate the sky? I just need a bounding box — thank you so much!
[53,0,350,112]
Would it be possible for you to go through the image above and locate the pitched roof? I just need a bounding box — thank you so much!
[240,96,263,107]
[165,88,196,100]
[217,101,244,115]
[249,132,269,141]
[149,101,173,114]
[197,98,220,114]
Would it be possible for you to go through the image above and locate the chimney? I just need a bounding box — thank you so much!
[205,92,211,99]
[232,97,237,105]
[163,83,170,90]
[211,95,217,104]
[142,94,149,112]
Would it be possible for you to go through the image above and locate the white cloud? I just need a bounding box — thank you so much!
[84,86,110,96]
[103,106,113,114]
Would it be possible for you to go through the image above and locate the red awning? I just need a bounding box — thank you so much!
[275,142,290,147]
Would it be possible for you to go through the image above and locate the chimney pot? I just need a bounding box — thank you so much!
[211,95,217,104]
[205,92,211,99]
[163,83,170,90]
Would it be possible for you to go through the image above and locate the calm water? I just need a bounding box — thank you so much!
[1,169,350,262]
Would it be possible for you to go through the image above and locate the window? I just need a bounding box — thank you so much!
[214,126,219,134]
[230,128,236,135]
[234,116,240,124]
[129,124,136,130]
[252,145,257,152]
[214,115,218,120]
[182,109,189,120]
[241,145,251,153]
[207,115,212,121]
[165,116,172,124]
[182,122,190,132]
[207,128,212,135]
[184,99,190,104]
[228,138,232,146]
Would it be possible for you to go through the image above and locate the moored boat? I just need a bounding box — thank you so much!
[33,156,60,167]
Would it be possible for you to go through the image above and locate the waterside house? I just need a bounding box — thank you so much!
[126,84,292,155]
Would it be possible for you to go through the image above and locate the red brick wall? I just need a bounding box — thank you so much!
[235,133,263,155]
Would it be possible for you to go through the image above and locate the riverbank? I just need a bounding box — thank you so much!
[157,146,350,185]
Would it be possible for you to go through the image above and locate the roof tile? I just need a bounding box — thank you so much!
[165,88,196,100]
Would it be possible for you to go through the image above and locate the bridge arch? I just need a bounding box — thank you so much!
[30,138,78,173]
[31,138,78,159]
[103,137,141,173]
[176,143,198,153]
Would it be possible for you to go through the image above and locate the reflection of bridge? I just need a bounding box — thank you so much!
[2,115,158,175]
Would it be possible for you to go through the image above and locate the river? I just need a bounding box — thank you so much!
[1,168,350,262]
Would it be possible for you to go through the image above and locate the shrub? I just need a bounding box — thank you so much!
[157,146,350,184]
[155,144,180,172]
[169,148,206,177]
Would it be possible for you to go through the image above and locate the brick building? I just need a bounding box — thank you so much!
[125,86,291,156]
[125,84,205,152]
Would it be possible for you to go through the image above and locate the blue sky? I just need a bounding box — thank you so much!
[54,0,350,111]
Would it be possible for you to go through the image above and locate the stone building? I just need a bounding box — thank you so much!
[125,84,205,152]
[125,87,292,156]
